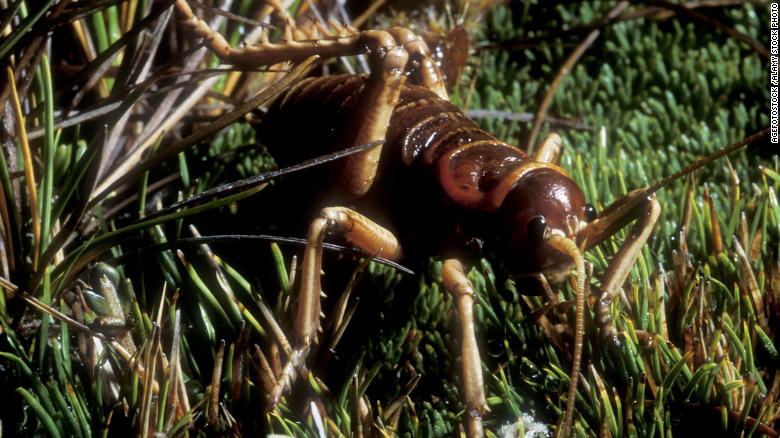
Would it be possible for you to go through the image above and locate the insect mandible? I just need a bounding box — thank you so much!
[174,2,769,436]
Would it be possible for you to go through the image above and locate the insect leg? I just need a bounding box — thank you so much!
[176,0,402,68]
[578,190,662,343]
[333,33,409,197]
[176,1,414,198]
[442,259,487,438]
[270,207,401,407]
[533,133,563,164]
[175,0,351,64]
[387,27,448,99]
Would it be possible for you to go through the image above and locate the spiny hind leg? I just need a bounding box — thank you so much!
[270,207,402,408]
[332,32,409,197]
[176,0,392,66]
[333,27,452,196]
[175,1,454,196]
[175,1,446,96]
[442,259,487,438]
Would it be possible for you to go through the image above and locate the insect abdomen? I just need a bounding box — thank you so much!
[258,74,537,212]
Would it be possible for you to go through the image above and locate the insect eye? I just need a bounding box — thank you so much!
[585,203,597,222]
[527,215,547,241]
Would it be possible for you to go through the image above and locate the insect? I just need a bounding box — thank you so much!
[173,1,769,436]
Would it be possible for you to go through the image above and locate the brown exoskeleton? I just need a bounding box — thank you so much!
[174,2,769,436]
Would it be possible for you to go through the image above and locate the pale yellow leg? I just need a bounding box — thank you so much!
[578,192,662,342]
[270,207,401,407]
[332,32,409,197]
[442,259,487,438]
[597,196,661,341]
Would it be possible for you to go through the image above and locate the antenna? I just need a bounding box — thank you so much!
[644,127,769,196]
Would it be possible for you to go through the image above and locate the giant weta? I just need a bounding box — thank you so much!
[174,2,769,435]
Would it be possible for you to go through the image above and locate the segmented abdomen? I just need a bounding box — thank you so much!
[258,74,533,210]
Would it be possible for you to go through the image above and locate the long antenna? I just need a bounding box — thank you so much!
[582,127,770,252]
[644,127,769,196]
